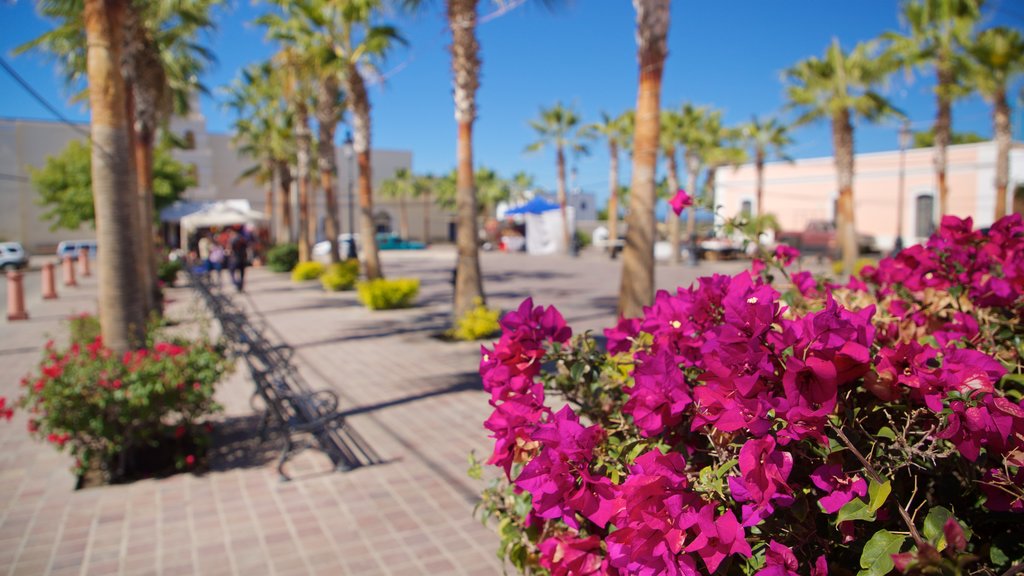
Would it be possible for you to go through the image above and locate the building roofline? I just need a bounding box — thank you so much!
[745,139,1024,169]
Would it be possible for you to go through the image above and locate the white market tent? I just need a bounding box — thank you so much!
[163,200,268,249]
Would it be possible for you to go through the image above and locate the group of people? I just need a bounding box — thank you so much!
[196,226,252,292]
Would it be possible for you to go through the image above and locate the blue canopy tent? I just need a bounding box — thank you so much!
[504,196,560,215]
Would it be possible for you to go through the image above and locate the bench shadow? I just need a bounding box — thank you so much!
[338,372,483,418]
[207,413,280,471]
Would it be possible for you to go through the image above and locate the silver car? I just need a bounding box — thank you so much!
[0,242,29,271]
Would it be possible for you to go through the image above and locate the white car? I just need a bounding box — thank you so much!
[0,242,29,271]
[312,234,359,263]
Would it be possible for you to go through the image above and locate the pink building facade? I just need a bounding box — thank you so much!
[715,141,1024,251]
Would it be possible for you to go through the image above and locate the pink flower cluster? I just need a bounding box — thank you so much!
[480,215,1024,574]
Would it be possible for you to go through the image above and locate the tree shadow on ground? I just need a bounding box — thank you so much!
[252,298,358,316]
[207,413,281,472]
[483,270,572,283]
[291,310,451,348]
[338,372,483,418]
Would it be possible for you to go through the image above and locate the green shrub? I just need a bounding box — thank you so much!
[576,228,592,248]
[17,322,231,480]
[831,257,877,277]
[449,299,501,341]
[68,313,101,345]
[321,260,360,292]
[267,243,299,273]
[357,278,420,310]
[157,259,183,286]
[291,261,325,282]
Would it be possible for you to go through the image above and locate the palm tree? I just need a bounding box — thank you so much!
[965,27,1024,220]
[312,51,346,265]
[886,0,981,216]
[659,109,686,263]
[618,0,670,318]
[785,39,901,276]
[679,104,715,265]
[379,168,416,240]
[740,116,793,217]
[701,134,748,214]
[525,102,589,254]
[84,0,146,351]
[585,110,633,256]
[225,62,295,245]
[265,0,403,279]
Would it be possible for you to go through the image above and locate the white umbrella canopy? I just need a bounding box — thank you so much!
[177,201,268,249]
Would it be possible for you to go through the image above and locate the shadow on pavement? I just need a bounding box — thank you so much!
[338,372,483,418]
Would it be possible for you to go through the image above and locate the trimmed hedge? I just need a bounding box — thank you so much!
[357,278,420,310]
[321,260,360,291]
[267,243,299,273]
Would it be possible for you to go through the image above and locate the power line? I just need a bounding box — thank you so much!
[0,56,111,159]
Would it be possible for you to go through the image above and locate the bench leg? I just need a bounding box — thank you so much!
[277,435,292,482]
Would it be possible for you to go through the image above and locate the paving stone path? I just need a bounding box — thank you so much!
[0,247,751,575]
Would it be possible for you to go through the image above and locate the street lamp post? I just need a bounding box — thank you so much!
[895,121,911,253]
[343,131,357,260]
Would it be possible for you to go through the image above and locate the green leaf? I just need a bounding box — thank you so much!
[922,506,952,542]
[867,480,891,512]
[836,497,875,523]
[876,426,896,440]
[858,529,906,576]
[990,545,1009,566]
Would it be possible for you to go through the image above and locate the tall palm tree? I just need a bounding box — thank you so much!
[886,0,981,216]
[679,104,715,265]
[525,102,589,254]
[659,109,686,263]
[785,39,901,276]
[313,53,346,265]
[619,0,670,318]
[475,166,512,225]
[84,0,146,352]
[965,27,1024,220]
[701,133,748,214]
[585,110,633,257]
[264,0,403,279]
[740,115,793,217]
[379,168,416,240]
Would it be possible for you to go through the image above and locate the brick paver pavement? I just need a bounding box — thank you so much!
[0,247,752,575]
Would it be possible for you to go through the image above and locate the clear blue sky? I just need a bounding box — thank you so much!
[2,1,1023,206]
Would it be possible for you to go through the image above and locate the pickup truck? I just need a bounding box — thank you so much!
[776,220,878,257]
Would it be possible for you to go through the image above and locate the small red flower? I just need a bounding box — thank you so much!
[174,425,187,439]
[185,454,196,467]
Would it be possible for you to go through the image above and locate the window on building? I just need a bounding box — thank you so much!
[184,130,196,150]
[915,194,935,238]
[374,211,392,234]
[741,200,752,218]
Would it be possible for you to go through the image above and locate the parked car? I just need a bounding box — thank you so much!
[776,220,877,257]
[375,233,426,250]
[0,242,29,271]
[312,234,359,263]
[56,240,98,261]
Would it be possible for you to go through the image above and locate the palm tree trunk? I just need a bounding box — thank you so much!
[556,146,571,253]
[122,84,152,320]
[618,0,669,318]
[450,0,485,320]
[665,150,681,264]
[935,60,953,216]
[705,166,718,212]
[832,109,857,276]
[399,196,410,239]
[994,90,1010,220]
[422,188,431,245]
[347,65,382,279]
[685,152,699,265]
[84,0,146,352]
[755,151,765,217]
[277,160,293,243]
[134,126,159,313]
[263,158,275,244]
[295,107,313,262]
[607,141,619,256]
[316,80,342,264]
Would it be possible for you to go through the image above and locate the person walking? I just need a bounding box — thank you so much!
[197,234,212,272]
[208,241,225,286]
[227,228,249,292]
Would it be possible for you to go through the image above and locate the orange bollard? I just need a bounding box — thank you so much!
[62,255,77,287]
[78,247,91,277]
[41,262,58,299]
[7,271,28,321]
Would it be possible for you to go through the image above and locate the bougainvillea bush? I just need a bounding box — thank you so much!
[13,317,231,482]
[475,214,1024,575]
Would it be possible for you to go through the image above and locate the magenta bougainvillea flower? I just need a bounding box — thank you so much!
[623,348,692,437]
[728,436,794,526]
[682,503,752,573]
[669,189,693,216]
[810,463,868,514]
[538,534,615,576]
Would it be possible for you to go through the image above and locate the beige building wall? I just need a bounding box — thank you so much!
[716,141,1024,251]
[0,117,450,253]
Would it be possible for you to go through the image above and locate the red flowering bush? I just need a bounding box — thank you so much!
[15,317,231,481]
[474,215,1024,575]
